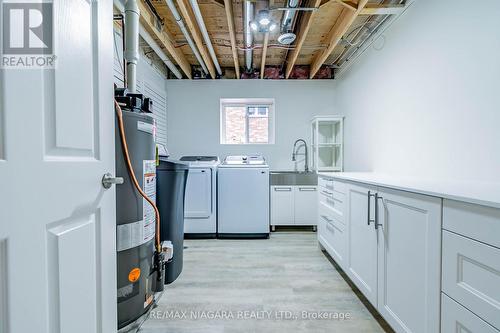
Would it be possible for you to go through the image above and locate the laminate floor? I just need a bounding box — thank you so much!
[139,232,390,333]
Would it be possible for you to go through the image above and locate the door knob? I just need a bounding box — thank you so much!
[102,173,124,189]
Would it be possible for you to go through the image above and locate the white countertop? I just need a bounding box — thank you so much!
[318,172,500,209]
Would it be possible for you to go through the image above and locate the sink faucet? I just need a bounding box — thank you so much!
[292,139,309,172]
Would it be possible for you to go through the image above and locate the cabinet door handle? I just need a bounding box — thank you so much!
[375,193,383,230]
[274,187,292,192]
[367,191,376,226]
[299,187,316,191]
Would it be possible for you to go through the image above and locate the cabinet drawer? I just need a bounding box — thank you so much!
[442,294,499,333]
[443,200,500,249]
[319,189,344,221]
[332,180,347,195]
[318,202,346,265]
[442,230,500,330]
[318,176,334,191]
[319,202,344,231]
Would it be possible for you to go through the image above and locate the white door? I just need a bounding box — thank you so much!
[294,186,317,226]
[377,188,441,333]
[271,186,294,226]
[185,168,212,218]
[0,0,116,332]
[345,182,378,307]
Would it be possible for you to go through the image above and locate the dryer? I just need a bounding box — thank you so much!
[217,155,269,238]
[180,156,219,238]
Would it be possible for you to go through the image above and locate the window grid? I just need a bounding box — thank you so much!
[220,99,275,145]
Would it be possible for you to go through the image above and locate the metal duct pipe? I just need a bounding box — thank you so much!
[280,0,299,32]
[124,0,140,92]
[166,0,208,75]
[243,1,254,71]
[139,26,183,79]
[189,0,222,76]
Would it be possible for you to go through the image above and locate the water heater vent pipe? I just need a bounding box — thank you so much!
[124,0,140,92]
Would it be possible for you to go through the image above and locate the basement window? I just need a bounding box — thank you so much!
[220,98,275,144]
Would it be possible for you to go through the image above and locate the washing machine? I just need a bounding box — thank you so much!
[217,155,270,238]
[179,156,220,238]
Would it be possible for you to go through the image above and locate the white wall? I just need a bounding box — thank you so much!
[136,56,169,147]
[166,80,336,170]
[113,28,169,146]
[335,0,500,182]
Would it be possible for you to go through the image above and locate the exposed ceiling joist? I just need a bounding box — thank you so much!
[223,0,240,79]
[176,0,217,78]
[138,0,192,78]
[211,0,225,7]
[260,32,269,79]
[360,3,406,15]
[334,0,357,11]
[309,0,368,78]
[285,0,322,79]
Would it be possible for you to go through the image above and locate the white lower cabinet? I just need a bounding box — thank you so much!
[345,182,378,307]
[377,188,441,333]
[318,176,500,333]
[295,186,318,225]
[271,186,295,226]
[442,294,499,333]
[321,178,442,333]
[271,186,317,226]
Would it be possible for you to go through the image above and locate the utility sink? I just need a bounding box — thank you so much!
[270,171,318,186]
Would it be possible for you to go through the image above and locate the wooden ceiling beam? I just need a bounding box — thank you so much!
[284,0,322,79]
[260,32,269,79]
[211,0,225,8]
[138,0,192,78]
[176,0,217,78]
[223,0,240,79]
[309,0,368,78]
[334,0,357,11]
[360,3,405,15]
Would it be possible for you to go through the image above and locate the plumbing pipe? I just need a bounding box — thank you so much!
[189,0,222,76]
[124,0,140,92]
[139,26,183,79]
[165,0,209,75]
[243,1,254,71]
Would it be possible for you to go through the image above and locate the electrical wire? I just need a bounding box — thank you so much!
[114,100,161,253]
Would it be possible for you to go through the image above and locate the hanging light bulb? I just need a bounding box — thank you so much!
[259,17,270,26]
[251,9,277,33]
[258,10,270,26]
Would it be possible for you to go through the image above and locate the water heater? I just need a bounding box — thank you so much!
[114,90,161,329]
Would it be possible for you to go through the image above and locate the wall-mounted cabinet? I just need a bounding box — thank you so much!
[311,116,344,172]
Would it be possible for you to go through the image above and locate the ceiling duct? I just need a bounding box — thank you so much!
[278,0,298,45]
[243,1,254,71]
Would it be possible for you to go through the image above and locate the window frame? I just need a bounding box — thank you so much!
[220,98,275,145]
